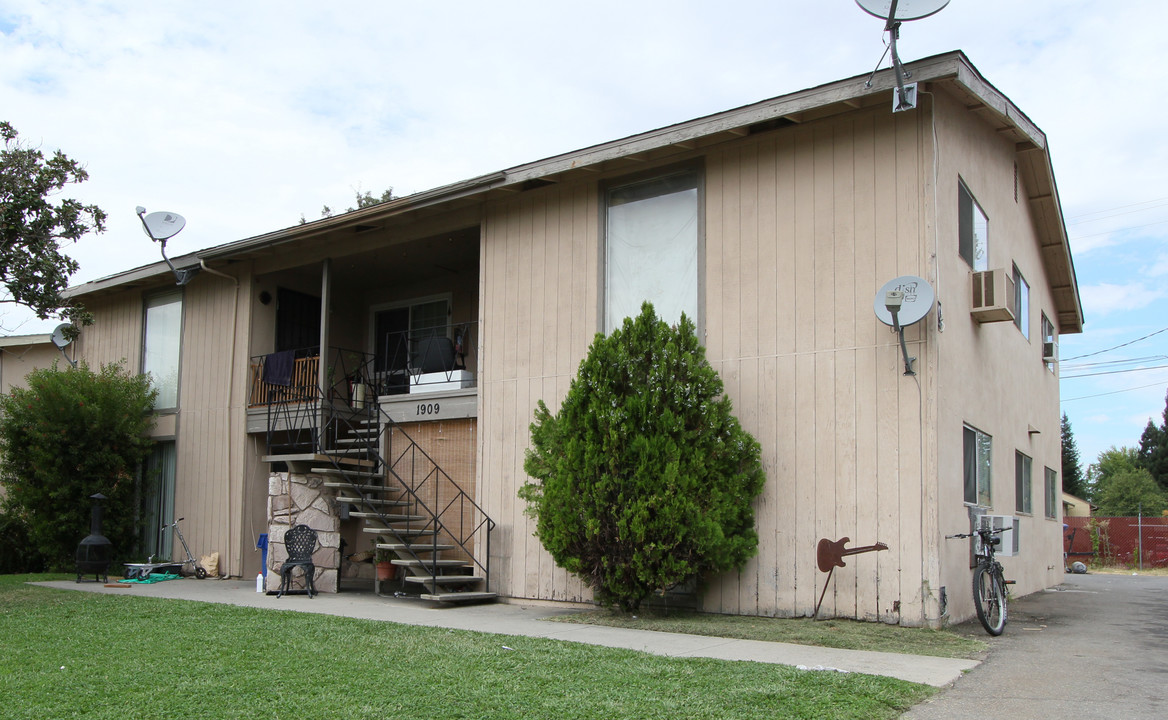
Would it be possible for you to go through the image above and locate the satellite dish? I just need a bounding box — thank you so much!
[855,0,950,22]
[50,323,74,349]
[874,276,934,376]
[139,211,186,242]
[874,276,935,326]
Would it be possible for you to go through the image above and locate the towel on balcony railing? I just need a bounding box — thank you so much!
[263,350,295,386]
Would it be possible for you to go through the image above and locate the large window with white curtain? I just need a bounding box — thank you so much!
[604,170,700,334]
[142,291,183,409]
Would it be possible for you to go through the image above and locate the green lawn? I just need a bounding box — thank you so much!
[549,609,986,659]
[0,574,933,719]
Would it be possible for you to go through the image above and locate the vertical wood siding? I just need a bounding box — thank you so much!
[480,106,936,622]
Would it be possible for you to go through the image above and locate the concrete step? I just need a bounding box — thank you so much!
[420,591,496,603]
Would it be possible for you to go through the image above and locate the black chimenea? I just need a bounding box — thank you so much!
[75,493,112,583]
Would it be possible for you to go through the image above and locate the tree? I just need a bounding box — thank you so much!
[0,362,156,569]
[303,187,396,223]
[1094,468,1166,517]
[1087,446,1139,503]
[1061,412,1087,498]
[0,122,105,329]
[519,303,766,611]
[1136,389,1168,492]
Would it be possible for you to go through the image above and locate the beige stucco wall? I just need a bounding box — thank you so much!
[931,89,1065,622]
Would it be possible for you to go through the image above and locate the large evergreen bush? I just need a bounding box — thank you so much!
[519,303,765,611]
[0,362,156,569]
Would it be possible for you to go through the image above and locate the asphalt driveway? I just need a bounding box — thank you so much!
[902,573,1168,719]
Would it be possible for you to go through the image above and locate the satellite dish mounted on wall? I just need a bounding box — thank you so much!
[856,0,950,112]
[50,322,78,368]
[874,275,935,376]
[136,206,197,285]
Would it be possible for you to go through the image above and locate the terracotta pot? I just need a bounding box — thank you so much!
[375,560,395,581]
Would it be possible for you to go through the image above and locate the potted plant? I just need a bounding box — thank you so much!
[374,548,396,581]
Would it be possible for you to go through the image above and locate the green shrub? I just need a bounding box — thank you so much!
[520,303,766,611]
[0,362,156,569]
[0,503,44,573]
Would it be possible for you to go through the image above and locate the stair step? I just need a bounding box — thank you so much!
[375,543,456,553]
[362,527,437,537]
[350,512,427,522]
[420,591,496,603]
[335,496,409,507]
[392,558,471,569]
[324,483,397,494]
[263,453,373,468]
[315,468,384,479]
[404,574,482,586]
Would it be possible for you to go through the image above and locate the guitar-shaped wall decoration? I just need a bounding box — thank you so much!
[813,537,889,619]
[816,537,889,573]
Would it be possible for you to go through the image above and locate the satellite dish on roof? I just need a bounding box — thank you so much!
[856,0,950,22]
[874,276,934,376]
[136,206,198,286]
[856,0,950,112]
[138,211,186,242]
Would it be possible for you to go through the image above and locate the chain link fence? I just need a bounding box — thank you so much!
[1065,516,1168,569]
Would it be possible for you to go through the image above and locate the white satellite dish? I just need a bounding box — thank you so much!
[856,0,950,22]
[874,275,934,375]
[873,275,935,327]
[139,211,186,242]
[50,322,74,349]
[856,0,950,112]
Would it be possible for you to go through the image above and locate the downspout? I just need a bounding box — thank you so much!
[200,259,242,575]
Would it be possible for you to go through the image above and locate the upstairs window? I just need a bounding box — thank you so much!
[605,170,700,334]
[1013,264,1030,339]
[142,291,183,410]
[1042,314,1057,371]
[958,182,988,271]
[963,424,992,507]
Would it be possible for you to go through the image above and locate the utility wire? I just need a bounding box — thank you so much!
[1062,381,1167,403]
[1061,326,1168,362]
[1061,363,1168,380]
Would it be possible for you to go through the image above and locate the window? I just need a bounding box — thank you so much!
[1015,451,1032,514]
[142,291,183,410]
[958,182,988,271]
[140,441,176,558]
[1045,467,1058,518]
[1013,264,1029,338]
[963,425,992,506]
[605,170,700,334]
[372,295,451,392]
[1041,314,1057,370]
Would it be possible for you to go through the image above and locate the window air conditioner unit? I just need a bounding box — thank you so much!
[970,269,1016,323]
[977,514,1020,557]
[1042,341,1058,363]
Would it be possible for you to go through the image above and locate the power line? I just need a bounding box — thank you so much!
[1061,326,1168,362]
[1067,196,1168,222]
[1062,381,1166,403]
[1061,363,1168,380]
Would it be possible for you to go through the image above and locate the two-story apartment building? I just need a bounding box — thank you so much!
[6,51,1081,625]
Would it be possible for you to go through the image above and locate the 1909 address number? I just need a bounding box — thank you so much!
[415,402,440,416]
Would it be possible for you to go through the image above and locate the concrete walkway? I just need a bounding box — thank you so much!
[36,578,976,688]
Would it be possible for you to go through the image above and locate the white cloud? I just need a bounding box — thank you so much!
[1079,283,1167,317]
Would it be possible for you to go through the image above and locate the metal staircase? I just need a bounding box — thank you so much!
[262,349,494,603]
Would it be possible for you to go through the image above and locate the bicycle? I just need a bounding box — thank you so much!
[946,525,1013,635]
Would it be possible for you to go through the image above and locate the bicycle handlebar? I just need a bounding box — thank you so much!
[945,526,1012,540]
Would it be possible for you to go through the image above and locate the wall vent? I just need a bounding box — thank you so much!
[970,269,1016,323]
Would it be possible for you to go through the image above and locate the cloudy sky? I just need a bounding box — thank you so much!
[2,0,1166,470]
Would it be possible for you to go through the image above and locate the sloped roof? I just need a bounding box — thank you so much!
[68,51,1082,333]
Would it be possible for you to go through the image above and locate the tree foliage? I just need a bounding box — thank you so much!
[0,363,156,569]
[1094,468,1166,517]
[306,187,396,223]
[1061,412,1087,498]
[1136,389,1168,492]
[0,122,105,328]
[519,303,766,611]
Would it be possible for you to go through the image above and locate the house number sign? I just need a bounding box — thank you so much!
[383,392,477,423]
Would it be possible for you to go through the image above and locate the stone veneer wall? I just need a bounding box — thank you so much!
[264,471,341,593]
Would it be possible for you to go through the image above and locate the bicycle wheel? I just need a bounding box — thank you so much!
[973,565,1006,635]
